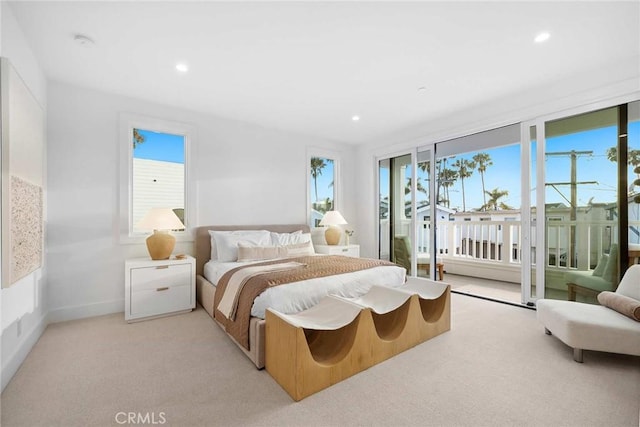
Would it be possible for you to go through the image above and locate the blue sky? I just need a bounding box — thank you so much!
[310,158,334,202]
[133,129,185,163]
[380,121,639,212]
[135,122,639,210]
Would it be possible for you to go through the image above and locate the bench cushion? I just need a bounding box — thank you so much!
[537,299,640,356]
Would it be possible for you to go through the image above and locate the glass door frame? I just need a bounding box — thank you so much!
[415,144,438,281]
[523,93,640,305]
[376,148,419,277]
[521,118,546,304]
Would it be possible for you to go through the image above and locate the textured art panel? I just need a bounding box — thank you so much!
[1,58,45,287]
[10,175,43,283]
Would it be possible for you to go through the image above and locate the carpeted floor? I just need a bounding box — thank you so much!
[1,293,639,427]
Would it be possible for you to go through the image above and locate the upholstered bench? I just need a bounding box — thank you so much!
[538,265,640,362]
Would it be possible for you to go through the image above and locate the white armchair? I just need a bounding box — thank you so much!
[537,265,640,362]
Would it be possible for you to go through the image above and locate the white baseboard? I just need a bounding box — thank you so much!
[1,313,48,393]
[47,299,124,324]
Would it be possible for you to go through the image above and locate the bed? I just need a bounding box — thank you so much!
[194,224,406,368]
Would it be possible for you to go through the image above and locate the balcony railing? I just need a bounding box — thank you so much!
[380,218,637,284]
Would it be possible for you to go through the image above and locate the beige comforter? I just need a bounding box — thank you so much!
[213,255,398,349]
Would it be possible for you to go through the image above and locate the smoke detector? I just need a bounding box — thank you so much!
[73,34,95,47]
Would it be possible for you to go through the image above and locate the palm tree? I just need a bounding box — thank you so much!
[481,188,512,211]
[607,147,640,199]
[405,177,428,197]
[132,128,145,149]
[310,157,327,202]
[436,158,446,206]
[440,168,458,208]
[436,157,458,207]
[607,146,640,174]
[472,152,493,209]
[452,158,475,211]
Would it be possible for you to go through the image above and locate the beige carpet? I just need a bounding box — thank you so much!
[1,294,639,427]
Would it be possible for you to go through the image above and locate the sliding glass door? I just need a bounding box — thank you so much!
[527,101,639,303]
[628,102,640,262]
[432,125,522,302]
[379,154,414,276]
[376,100,639,307]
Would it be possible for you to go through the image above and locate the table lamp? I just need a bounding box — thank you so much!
[320,210,347,245]
[137,208,185,260]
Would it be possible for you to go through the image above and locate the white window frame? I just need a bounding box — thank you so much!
[119,113,195,244]
[307,147,340,228]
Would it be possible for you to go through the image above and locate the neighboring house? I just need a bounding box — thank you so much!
[414,203,455,252]
[132,158,185,230]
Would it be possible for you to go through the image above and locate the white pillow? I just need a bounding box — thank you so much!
[271,231,311,246]
[237,241,315,261]
[208,230,271,261]
[283,241,315,257]
[237,243,282,262]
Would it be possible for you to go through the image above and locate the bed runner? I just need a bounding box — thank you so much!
[213,255,398,350]
[217,262,306,320]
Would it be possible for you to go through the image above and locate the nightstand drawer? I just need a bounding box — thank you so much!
[125,255,196,322]
[314,244,360,258]
[335,246,358,256]
[130,263,191,292]
[130,283,192,317]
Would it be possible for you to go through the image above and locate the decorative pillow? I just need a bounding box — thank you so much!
[592,254,608,277]
[283,241,315,257]
[212,230,271,262]
[597,291,640,322]
[270,231,311,246]
[237,243,282,262]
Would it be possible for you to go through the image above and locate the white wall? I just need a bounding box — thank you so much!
[46,80,356,321]
[355,58,640,259]
[0,2,48,392]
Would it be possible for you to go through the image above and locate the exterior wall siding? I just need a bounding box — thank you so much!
[132,158,184,230]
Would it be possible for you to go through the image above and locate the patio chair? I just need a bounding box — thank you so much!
[393,235,444,280]
[564,244,617,301]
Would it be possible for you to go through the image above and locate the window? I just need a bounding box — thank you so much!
[132,129,185,233]
[120,114,194,242]
[308,151,339,228]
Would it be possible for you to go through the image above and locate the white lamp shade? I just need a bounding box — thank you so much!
[320,210,348,226]
[137,208,185,231]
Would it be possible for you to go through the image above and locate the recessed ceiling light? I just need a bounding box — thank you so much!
[73,34,94,47]
[417,86,427,93]
[534,32,550,43]
[352,115,360,122]
[176,63,189,73]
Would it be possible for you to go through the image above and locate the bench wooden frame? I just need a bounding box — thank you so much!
[265,282,451,401]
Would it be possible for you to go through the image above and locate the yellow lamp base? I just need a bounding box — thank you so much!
[146,230,176,260]
[324,226,342,245]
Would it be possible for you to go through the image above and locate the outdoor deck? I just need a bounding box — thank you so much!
[424,273,574,305]
[440,273,522,304]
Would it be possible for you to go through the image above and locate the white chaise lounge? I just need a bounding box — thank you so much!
[537,264,640,363]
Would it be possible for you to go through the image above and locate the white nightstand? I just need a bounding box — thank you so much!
[314,244,360,258]
[125,255,196,322]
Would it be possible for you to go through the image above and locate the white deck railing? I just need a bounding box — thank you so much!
[380,218,635,283]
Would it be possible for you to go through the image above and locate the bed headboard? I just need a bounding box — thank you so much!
[194,224,311,277]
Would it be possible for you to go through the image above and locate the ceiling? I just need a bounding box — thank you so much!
[8,1,640,145]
